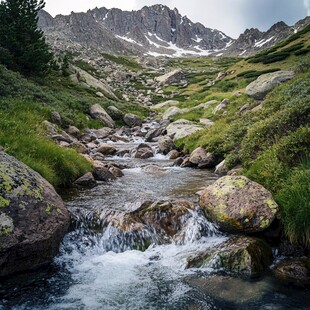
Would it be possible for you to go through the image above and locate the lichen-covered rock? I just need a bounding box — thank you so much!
[0,152,70,277]
[90,104,115,128]
[199,176,279,233]
[186,236,273,277]
[246,71,295,100]
[273,258,310,285]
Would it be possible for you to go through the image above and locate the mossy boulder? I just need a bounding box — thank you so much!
[199,176,279,233]
[186,236,273,278]
[0,152,70,277]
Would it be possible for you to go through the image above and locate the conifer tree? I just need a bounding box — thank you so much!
[0,0,53,75]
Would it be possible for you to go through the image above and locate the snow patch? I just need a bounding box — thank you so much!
[193,36,203,43]
[103,12,109,21]
[254,36,275,48]
[116,35,143,47]
[239,50,247,56]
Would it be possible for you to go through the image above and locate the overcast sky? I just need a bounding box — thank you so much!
[44,0,309,38]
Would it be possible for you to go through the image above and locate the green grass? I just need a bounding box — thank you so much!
[0,99,92,188]
[102,53,143,72]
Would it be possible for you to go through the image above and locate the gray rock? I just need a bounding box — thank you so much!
[93,166,116,181]
[167,150,180,159]
[51,111,62,125]
[132,143,154,159]
[199,118,214,126]
[90,104,115,128]
[155,69,186,85]
[74,172,97,188]
[246,71,295,100]
[158,136,175,155]
[214,159,229,176]
[166,119,204,141]
[107,106,124,120]
[109,166,124,178]
[189,147,216,168]
[145,126,167,142]
[151,100,180,110]
[123,113,143,127]
[92,127,114,139]
[0,152,70,277]
[162,107,184,120]
[66,126,80,138]
[97,143,117,156]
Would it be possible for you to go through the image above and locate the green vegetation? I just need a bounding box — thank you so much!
[102,53,143,72]
[0,0,53,76]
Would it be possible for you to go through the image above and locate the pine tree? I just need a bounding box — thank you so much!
[0,0,53,76]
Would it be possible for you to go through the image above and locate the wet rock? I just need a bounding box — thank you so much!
[187,275,271,304]
[158,136,175,155]
[273,258,310,285]
[0,152,70,277]
[167,150,180,159]
[180,157,195,168]
[90,104,115,128]
[132,143,154,159]
[186,236,273,277]
[166,119,204,141]
[174,157,184,166]
[162,107,183,120]
[189,147,216,168]
[142,165,168,174]
[109,166,124,178]
[123,113,143,127]
[97,143,117,156]
[93,166,116,181]
[199,176,279,233]
[73,172,97,188]
[80,133,94,143]
[246,71,295,100]
[86,142,98,149]
[145,126,167,142]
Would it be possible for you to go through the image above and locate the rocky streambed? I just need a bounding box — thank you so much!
[0,117,309,310]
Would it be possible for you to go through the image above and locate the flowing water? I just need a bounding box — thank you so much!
[1,127,309,310]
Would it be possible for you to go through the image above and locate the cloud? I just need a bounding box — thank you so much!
[304,0,310,15]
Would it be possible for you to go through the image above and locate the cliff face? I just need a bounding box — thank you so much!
[38,6,309,57]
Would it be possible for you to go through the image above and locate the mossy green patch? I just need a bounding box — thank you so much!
[0,196,10,208]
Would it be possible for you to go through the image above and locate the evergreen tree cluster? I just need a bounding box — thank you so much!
[0,0,52,76]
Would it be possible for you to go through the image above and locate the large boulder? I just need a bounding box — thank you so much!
[162,107,184,120]
[0,152,70,277]
[73,172,97,188]
[246,71,295,100]
[90,104,115,128]
[186,236,273,277]
[199,176,279,233]
[151,100,179,110]
[123,113,143,127]
[155,69,186,85]
[97,143,117,156]
[166,119,204,141]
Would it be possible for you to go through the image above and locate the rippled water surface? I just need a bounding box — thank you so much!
[1,144,309,310]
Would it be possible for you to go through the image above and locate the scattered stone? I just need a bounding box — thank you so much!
[51,111,62,125]
[90,104,115,128]
[132,143,154,159]
[199,175,279,233]
[109,166,124,178]
[145,126,167,142]
[239,103,250,114]
[0,152,70,277]
[167,150,180,160]
[92,127,114,139]
[42,120,58,137]
[174,157,184,166]
[166,119,204,141]
[86,142,98,149]
[158,136,175,155]
[66,126,81,138]
[107,106,123,120]
[189,147,216,168]
[213,98,229,114]
[97,143,117,156]
[93,166,116,181]
[74,172,97,188]
[199,118,214,126]
[190,100,217,111]
[162,107,184,120]
[214,159,229,176]
[180,157,195,168]
[246,71,295,100]
[151,100,180,110]
[155,69,186,85]
[123,113,143,127]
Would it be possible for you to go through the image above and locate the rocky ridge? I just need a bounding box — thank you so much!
[38,5,310,58]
